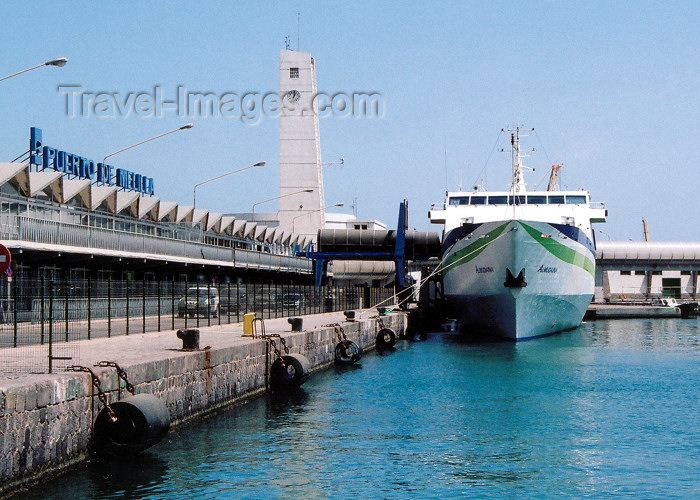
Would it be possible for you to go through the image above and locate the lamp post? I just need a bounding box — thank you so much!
[292,202,343,233]
[251,189,313,221]
[598,230,612,241]
[0,57,68,82]
[193,161,266,208]
[102,123,194,166]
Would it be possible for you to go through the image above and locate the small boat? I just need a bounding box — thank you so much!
[651,297,680,308]
[428,128,607,340]
[652,298,700,318]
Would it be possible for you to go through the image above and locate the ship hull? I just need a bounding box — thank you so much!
[442,219,596,340]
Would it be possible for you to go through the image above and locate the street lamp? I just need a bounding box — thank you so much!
[193,161,266,208]
[102,123,194,166]
[598,230,612,241]
[0,57,68,82]
[251,189,313,220]
[292,202,344,233]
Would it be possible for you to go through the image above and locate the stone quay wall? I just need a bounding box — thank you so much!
[0,312,405,495]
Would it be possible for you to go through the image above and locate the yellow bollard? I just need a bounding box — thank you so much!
[242,313,256,336]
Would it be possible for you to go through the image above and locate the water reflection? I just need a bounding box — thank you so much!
[90,455,168,497]
[333,362,363,375]
[584,318,700,352]
[21,320,700,498]
[21,453,169,499]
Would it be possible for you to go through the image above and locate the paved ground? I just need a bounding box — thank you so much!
[587,303,681,318]
[0,309,380,381]
[0,308,321,347]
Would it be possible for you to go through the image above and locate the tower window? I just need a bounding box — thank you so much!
[290,67,299,78]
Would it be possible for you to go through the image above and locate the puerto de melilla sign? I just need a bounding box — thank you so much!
[29,127,155,195]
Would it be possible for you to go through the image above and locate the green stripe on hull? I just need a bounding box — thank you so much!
[442,223,509,277]
[518,221,595,277]
[443,220,595,278]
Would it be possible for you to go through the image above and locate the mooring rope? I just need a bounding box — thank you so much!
[357,227,516,317]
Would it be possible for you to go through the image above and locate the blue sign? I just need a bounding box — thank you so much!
[29,127,155,195]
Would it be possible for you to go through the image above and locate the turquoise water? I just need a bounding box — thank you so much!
[25,319,700,498]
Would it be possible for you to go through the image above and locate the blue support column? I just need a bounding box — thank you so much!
[394,200,407,287]
[314,258,326,287]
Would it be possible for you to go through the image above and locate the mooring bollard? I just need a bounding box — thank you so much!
[176,328,200,350]
[288,317,303,332]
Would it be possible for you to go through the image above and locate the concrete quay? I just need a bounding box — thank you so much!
[586,303,681,319]
[0,309,406,495]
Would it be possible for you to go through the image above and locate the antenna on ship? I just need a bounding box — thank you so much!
[511,127,526,193]
[501,127,535,193]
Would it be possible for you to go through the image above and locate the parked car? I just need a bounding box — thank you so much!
[281,293,305,309]
[219,290,247,314]
[178,287,220,317]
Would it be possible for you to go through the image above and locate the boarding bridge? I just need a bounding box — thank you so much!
[298,201,442,287]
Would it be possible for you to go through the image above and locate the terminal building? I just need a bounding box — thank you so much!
[0,49,394,287]
[596,241,700,301]
[0,155,314,284]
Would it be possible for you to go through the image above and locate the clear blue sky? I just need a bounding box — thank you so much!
[1,1,699,241]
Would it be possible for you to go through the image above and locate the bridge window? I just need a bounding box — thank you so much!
[620,270,631,275]
[526,195,546,204]
[548,195,565,204]
[488,196,508,205]
[565,195,587,204]
[470,196,486,205]
[508,195,526,205]
[449,196,470,205]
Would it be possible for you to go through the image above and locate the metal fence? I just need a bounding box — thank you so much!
[10,215,313,274]
[0,272,394,373]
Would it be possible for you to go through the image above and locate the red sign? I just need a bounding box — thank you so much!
[0,244,11,274]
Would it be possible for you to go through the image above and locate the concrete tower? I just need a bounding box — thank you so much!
[278,49,324,241]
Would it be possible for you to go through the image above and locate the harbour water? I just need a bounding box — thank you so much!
[23,318,699,498]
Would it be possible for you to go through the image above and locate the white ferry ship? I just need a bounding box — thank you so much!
[428,128,607,340]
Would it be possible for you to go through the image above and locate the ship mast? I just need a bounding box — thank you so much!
[511,127,527,193]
